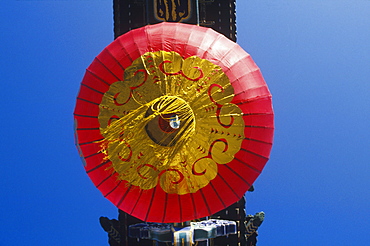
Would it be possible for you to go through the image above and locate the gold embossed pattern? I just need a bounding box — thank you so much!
[98,51,244,195]
[155,0,191,22]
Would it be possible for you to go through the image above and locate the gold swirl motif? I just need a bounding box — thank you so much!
[98,51,244,195]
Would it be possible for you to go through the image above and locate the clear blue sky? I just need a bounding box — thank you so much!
[1,1,369,245]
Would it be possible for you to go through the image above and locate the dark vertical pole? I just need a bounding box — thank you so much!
[210,196,247,246]
[114,0,147,39]
[198,0,237,41]
[113,0,236,41]
[118,210,155,246]
[107,1,249,245]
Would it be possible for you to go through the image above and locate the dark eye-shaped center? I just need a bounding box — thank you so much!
[145,96,194,147]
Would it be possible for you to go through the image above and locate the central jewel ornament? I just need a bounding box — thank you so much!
[144,96,195,147]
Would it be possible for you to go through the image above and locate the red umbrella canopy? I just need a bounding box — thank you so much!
[74,22,274,223]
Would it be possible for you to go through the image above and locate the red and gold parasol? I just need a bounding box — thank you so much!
[74,22,274,223]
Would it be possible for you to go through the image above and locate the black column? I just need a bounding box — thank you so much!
[113,0,236,41]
